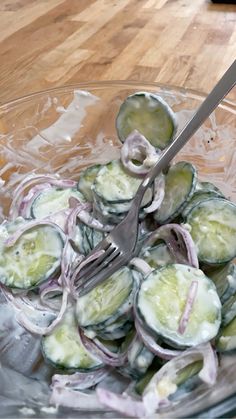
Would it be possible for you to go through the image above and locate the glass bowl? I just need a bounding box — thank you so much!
[0,81,236,418]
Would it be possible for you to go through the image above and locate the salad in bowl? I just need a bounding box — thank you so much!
[0,82,236,418]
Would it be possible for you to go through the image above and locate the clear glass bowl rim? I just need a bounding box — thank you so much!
[0,80,235,113]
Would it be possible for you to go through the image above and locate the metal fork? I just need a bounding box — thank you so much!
[76,59,236,296]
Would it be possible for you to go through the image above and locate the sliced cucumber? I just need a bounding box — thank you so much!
[216,316,236,352]
[196,181,224,196]
[206,263,236,302]
[76,267,134,328]
[93,319,133,340]
[127,338,154,377]
[182,191,224,218]
[222,294,236,326]
[92,203,124,225]
[74,223,104,256]
[175,360,202,387]
[42,308,102,370]
[94,197,150,225]
[31,187,85,219]
[135,369,156,395]
[77,164,101,202]
[141,242,172,269]
[137,264,221,347]
[95,195,134,214]
[154,162,197,224]
[93,160,152,206]
[116,92,176,150]
[186,198,236,264]
[159,361,203,402]
[0,220,63,289]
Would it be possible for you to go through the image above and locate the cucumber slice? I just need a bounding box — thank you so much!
[222,294,236,326]
[127,339,154,377]
[31,187,85,219]
[135,361,202,399]
[78,164,101,202]
[182,191,224,218]
[93,160,152,206]
[135,370,156,395]
[42,309,102,370]
[206,263,236,302]
[175,360,202,386]
[141,242,172,269]
[94,197,149,225]
[93,319,133,340]
[74,223,104,256]
[84,312,132,334]
[76,267,134,328]
[137,264,221,347]
[216,316,236,352]
[92,228,105,248]
[154,161,197,224]
[116,92,177,150]
[196,181,224,196]
[186,198,236,264]
[0,220,63,289]
[95,196,134,214]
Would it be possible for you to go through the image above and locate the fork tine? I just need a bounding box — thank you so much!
[78,248,121,284]
[77,254,127,296]
[77,242,116,279]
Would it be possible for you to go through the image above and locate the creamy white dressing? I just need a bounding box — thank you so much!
[156,377,177,399]
[18,407,36,416]
[219,335,236,351]
[25,90,99,154]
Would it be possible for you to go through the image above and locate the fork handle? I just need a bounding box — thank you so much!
[132,59,236,212]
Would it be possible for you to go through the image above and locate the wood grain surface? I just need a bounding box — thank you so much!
[0,0,235,103]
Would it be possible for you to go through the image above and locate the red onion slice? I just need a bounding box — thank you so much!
[9,174,77,220]
[67,198,92,237]
[142,343,218,416]
[4,219,65,248]
[97,387,146,418]
[144,174,165,214]
[1,284,56,314]
[178,280,198,335]
[71,250,105,294]
[59,238,77,291]
[19,183,52,218]
[17,290,68,335]
[68,197,112,233]
[135,319,182,360]
[40,283,63,310]
[129,257,153,277]
[77,210,113,232]
[79,328,128,367]
[50,387,105,410]
[145,223,199,268]
[121,130,161,176]
[133,291,182,360]
[51,368,109,391]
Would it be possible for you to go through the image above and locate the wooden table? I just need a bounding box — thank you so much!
[0,0,235,103]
